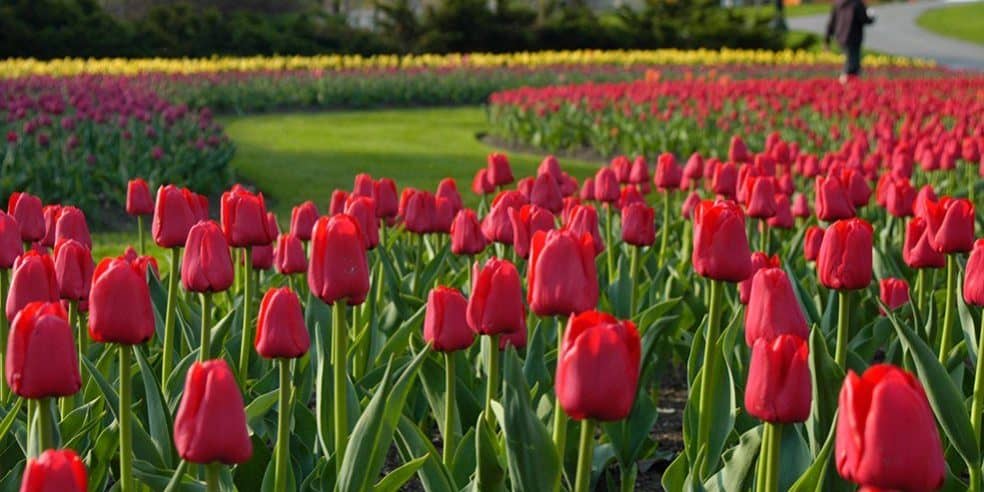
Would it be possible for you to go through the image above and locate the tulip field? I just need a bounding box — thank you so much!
[1,48,984,492]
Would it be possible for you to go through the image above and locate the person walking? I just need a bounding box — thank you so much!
[825,0,875,82]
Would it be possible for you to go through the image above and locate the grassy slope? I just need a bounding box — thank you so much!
[94,106,599,257]
[917,2,984,45]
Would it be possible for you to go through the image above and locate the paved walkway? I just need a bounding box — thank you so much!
[788,0,984,70]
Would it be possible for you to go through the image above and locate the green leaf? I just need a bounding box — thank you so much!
[394,415,458,492]
[475,412,506,492]
[806,326,843,455]
[245,389,279,425]
[789,412,837,492]
[373,454,428,492]
[134,346,174,466]
[0,398,24,444]
[886,308,981,468]
[498,348,561,492]
[703,425,761,492]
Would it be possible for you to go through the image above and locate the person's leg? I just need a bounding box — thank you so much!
[846,43,861,77]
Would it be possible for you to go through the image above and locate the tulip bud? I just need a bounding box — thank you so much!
[538,155,563,184]
[54,206,91,250]
[88,257,156,345]
[221,185,271,247]
[683,152,703,180]
[6,302,80,399]
[352,173,375,198]
[815,175,855,221]
[152,185,197,248]
[902,217,944,269]
[255,288,310,359]
[41,205,61,248]
[767,194,793,229]
[913,184,937,219]
[472,168,494,196]
[836,364,945,491]
[308,214,369,306]
[530,173,563,213]
[53,239,93,301]
[610,156,631,183]
[559,173,579,197]
[275,233,307,275]
[621,202,655,247]
[400,188,436,235]
[481,191,526,245]
[818,218,873,290]
[738,253,780,304]
[618,185,645,211]
[174,359,253,464]
[745,176,777,218]
[925,197,974,254]
[841,169,871,208]
[345,196,379,249]
[654,153,682,191]
[423,286,474,352]
[7,191,44,242]
[467,258,525,336]
[744,268,809,345]
[450,209,487,256]
[290,201,319,241]
[681,191,701,220]
[528,229,599,317]
[564,204,604,255]
[744,334,810,423]
[509,205,555,259]
[791,193,811,218]
[122,246,159,278]
[436,178,463,215]
[182,221,234,293]
[692,200,753,282]
[0,211,23,269]
[6,251,58,321]
[126,178,154,216]
[729,135,751,163]
[487,152,514,187]
[804,226,824,262]
[20,448,88,492]
[879,278,910,312]
[593,168,619,203]
[629,156,650,184]
[963,239,984,306]
[433,197,455,234]
[711,162,738,199]
[579,178,595,201]
[883,175,915,218]
[374,178,399,219]
[556,311,640,421]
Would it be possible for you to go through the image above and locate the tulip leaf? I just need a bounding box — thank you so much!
[134,346,174,466]
[777,424,812,490]
[886,308,981,468]
[788,411,837,492]
[602,391,658,468]
[336,349,428,492]
[703,425,761,492]
[498,348,561,492]
[245,389,279,425]
[394,415,458,492]
[373,454,428,492]
[806,325,843,455]
[134,459,205,492]
[785,265,821,327]
[475,412,506,492]
[0,398,23,445]
[373,305,425,366]
[956,270,979,361]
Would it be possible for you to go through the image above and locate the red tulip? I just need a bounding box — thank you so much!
[7,191,44,242]
[654,152,682,191]
[744,267,809,345]
[221,185,271,247]
[6,301,80,399]
[681,191,701,220]
[745,176,777,218]
[126,178,154,216]
[5,251,58,321]
[767,194,794,229]
[739,252,780,304]
[436,178,463,214]
[433,196,456,234]
[564,204,604,255]
[611,156,632,183]
[88,257,156,345]
[841,169,871,208]
[880,175,915,218]
[482,190,526,245]
[913,184,937,220]
[683,152,703,180]
[121,246,159,278]
[517,177,534,201]
[472,168,494,196]
[329,189,349,217]
[804,226,824,262]
[530,173,563,213]
[692,200,753,282]
[450,209,487,256]
[345,196,379,249]
[352,173,375,198]
[538,155,563,184]
[711,162,738,199]
[818,218,873,290]
[174,359,253,464]
[401,188,436,234]
[744,334,811,423]
[579,177,595,201]
[509,205,555,259]
[903,217,945,269]
[594,167,619,203]
[729,135,751,163]
[925,197,975,254]
[182,221,234,293]
[423,286,474,352]
[836,364,945,491]
[275,233,307,275]
[629,156,650,184]
[374,178,399,219]
[621,202,655,247]
[0,211,22,268]
[54,206,91,249]
[20,448,88,492]
[290,201,319,241]
[618,185,645,211]
[556,311,640,421]
[791,193,810,218]
[152,185,197,248]
[487,152,514,187]
[308,214,369,306]
[559,173,579,197]
[53,239,93,301]
[41,205,61,248]
[879,278,910,312]
[255,287,310,359]
[467,258,525,336]
[528,229,599,317]
[252,244,273,270]
[963,239,984,306]
[815,175,855,222]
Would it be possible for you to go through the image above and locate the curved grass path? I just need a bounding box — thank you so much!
[94,106,597,259]
[917,1,984,45]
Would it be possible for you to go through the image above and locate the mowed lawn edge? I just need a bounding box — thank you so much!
[916,2,984,45]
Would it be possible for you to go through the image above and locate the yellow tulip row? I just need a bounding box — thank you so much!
[0,49,932,78]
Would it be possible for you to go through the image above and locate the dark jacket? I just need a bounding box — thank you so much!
[825,0,874,47]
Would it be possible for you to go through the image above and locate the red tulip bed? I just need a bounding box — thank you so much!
[3,59,984,492]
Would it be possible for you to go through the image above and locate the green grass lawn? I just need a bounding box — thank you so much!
[94,106,599,255]
[917,2,984,45]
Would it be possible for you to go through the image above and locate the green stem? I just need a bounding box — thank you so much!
[696,278,724,479]
[485,334,500,427]
[754,423,770,492]
[619,464,637,492]
[606,206,615,283]
[37,398,52,451]
[205,463,221,492]
[552,318,567,457]
[759,220,769,253]
[443,352,456,467]
[238,248,253,381]
[61,300,79,418]
[137,216,145,256]
[972,314,984,479]
[971,467,981,492]
[658,191,670,267]
[119,344,134,492]
[199,293,211,362]
[835,290,850,369]
[332,301,348,472]
[275,359,292,492]
[573,420,595,492]
[939,254,957,364]
[629,246,641,317]
[161,247,180,386]
[916,269,926,321]
[0,268,8,403]
[763,423,781,492]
